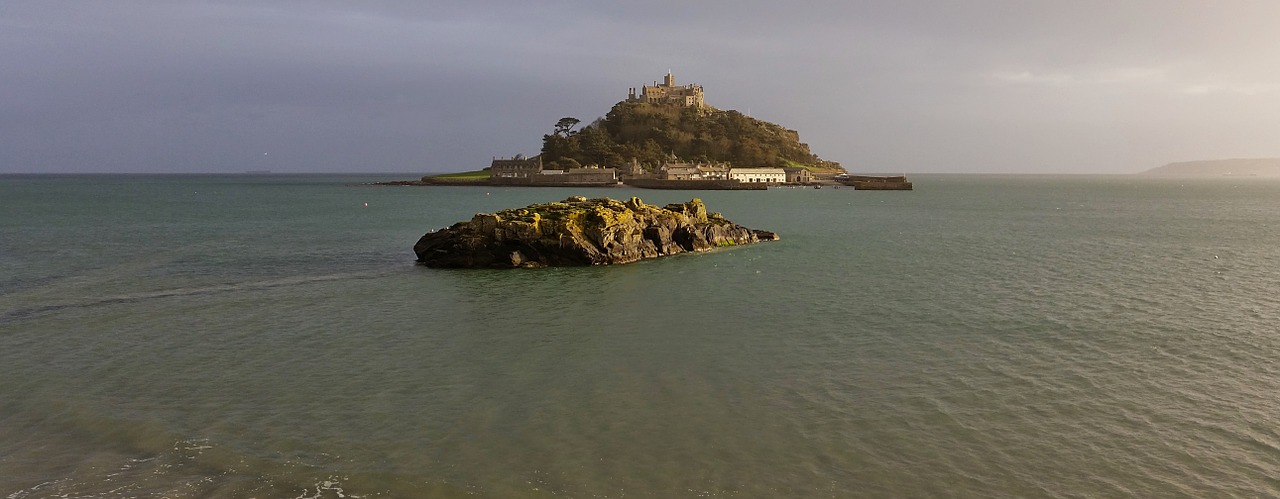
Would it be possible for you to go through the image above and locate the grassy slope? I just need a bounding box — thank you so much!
[426,169,490,181]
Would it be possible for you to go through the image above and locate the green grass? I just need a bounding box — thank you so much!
[422,169,491,182]
[781,160,830,171]
[430,169,489,179]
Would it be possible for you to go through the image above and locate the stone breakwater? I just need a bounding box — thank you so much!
[414,196,779,268]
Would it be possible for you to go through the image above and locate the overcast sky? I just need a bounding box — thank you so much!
[4,1,1279,174]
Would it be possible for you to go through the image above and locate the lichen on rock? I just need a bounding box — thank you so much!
[414,196,778,268]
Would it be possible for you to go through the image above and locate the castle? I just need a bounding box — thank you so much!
[627,71,705,108]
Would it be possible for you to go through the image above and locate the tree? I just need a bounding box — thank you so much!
[554,117,581,136]
[539,100,840,172]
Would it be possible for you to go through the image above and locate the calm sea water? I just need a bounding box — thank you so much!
[1,174,1278,498]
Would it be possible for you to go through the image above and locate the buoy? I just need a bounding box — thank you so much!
[363,202,368,207]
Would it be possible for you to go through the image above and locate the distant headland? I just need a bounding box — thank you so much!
[1140,158,1280,177]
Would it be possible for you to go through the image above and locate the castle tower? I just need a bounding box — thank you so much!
[628,71,705,108]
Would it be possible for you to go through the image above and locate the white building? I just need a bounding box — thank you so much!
[730,167,786,184]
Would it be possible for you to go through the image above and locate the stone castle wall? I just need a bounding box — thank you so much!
[627,71,705,108]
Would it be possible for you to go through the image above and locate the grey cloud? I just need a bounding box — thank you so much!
[3,1,1279,173]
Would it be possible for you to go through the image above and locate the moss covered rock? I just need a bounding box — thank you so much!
[414,196,778,268]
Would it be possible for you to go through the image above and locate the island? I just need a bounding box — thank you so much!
[414,196,778,268]
[383,72,908,189]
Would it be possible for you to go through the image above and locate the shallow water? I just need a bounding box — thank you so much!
[2,174,1278,497]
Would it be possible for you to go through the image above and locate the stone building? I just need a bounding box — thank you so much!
[662,163,700,180]
[660,162,730,180]
[783,167,814,184]
[489,155,542,179]
[697,164,729,180]
[559,167,618,184]
[619,158,646,177]
[627,72,705,108]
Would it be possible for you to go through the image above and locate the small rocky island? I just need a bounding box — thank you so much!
[415,196,778,268]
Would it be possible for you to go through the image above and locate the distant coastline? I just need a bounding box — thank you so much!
[1141,158,1280,177]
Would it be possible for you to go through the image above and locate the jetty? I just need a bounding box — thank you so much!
[838,175,913,190]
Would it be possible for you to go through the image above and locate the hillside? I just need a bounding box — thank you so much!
[1141,158,1280,177]
[539,101,842,172]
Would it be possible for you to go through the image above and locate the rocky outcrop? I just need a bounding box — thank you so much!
[414,196,778,268]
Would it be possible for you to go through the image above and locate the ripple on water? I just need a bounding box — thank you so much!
[4,175,1280,497]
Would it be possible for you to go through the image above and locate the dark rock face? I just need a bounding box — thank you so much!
[414,196,778,268]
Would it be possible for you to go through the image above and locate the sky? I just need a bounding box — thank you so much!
[3,1,1279,174]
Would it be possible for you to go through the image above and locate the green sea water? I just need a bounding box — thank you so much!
[1,174,1278,497]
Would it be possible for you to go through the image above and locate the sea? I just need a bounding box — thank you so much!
[1,174,1277,498]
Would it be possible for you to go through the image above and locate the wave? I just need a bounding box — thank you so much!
[0,271,394,325]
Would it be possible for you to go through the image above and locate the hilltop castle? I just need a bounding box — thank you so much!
[627,71,705,108]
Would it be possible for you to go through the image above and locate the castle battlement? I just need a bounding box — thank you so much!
[627,71,705,108]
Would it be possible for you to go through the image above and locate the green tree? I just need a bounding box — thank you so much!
[538,100,840,171]
[554,117,580,136]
